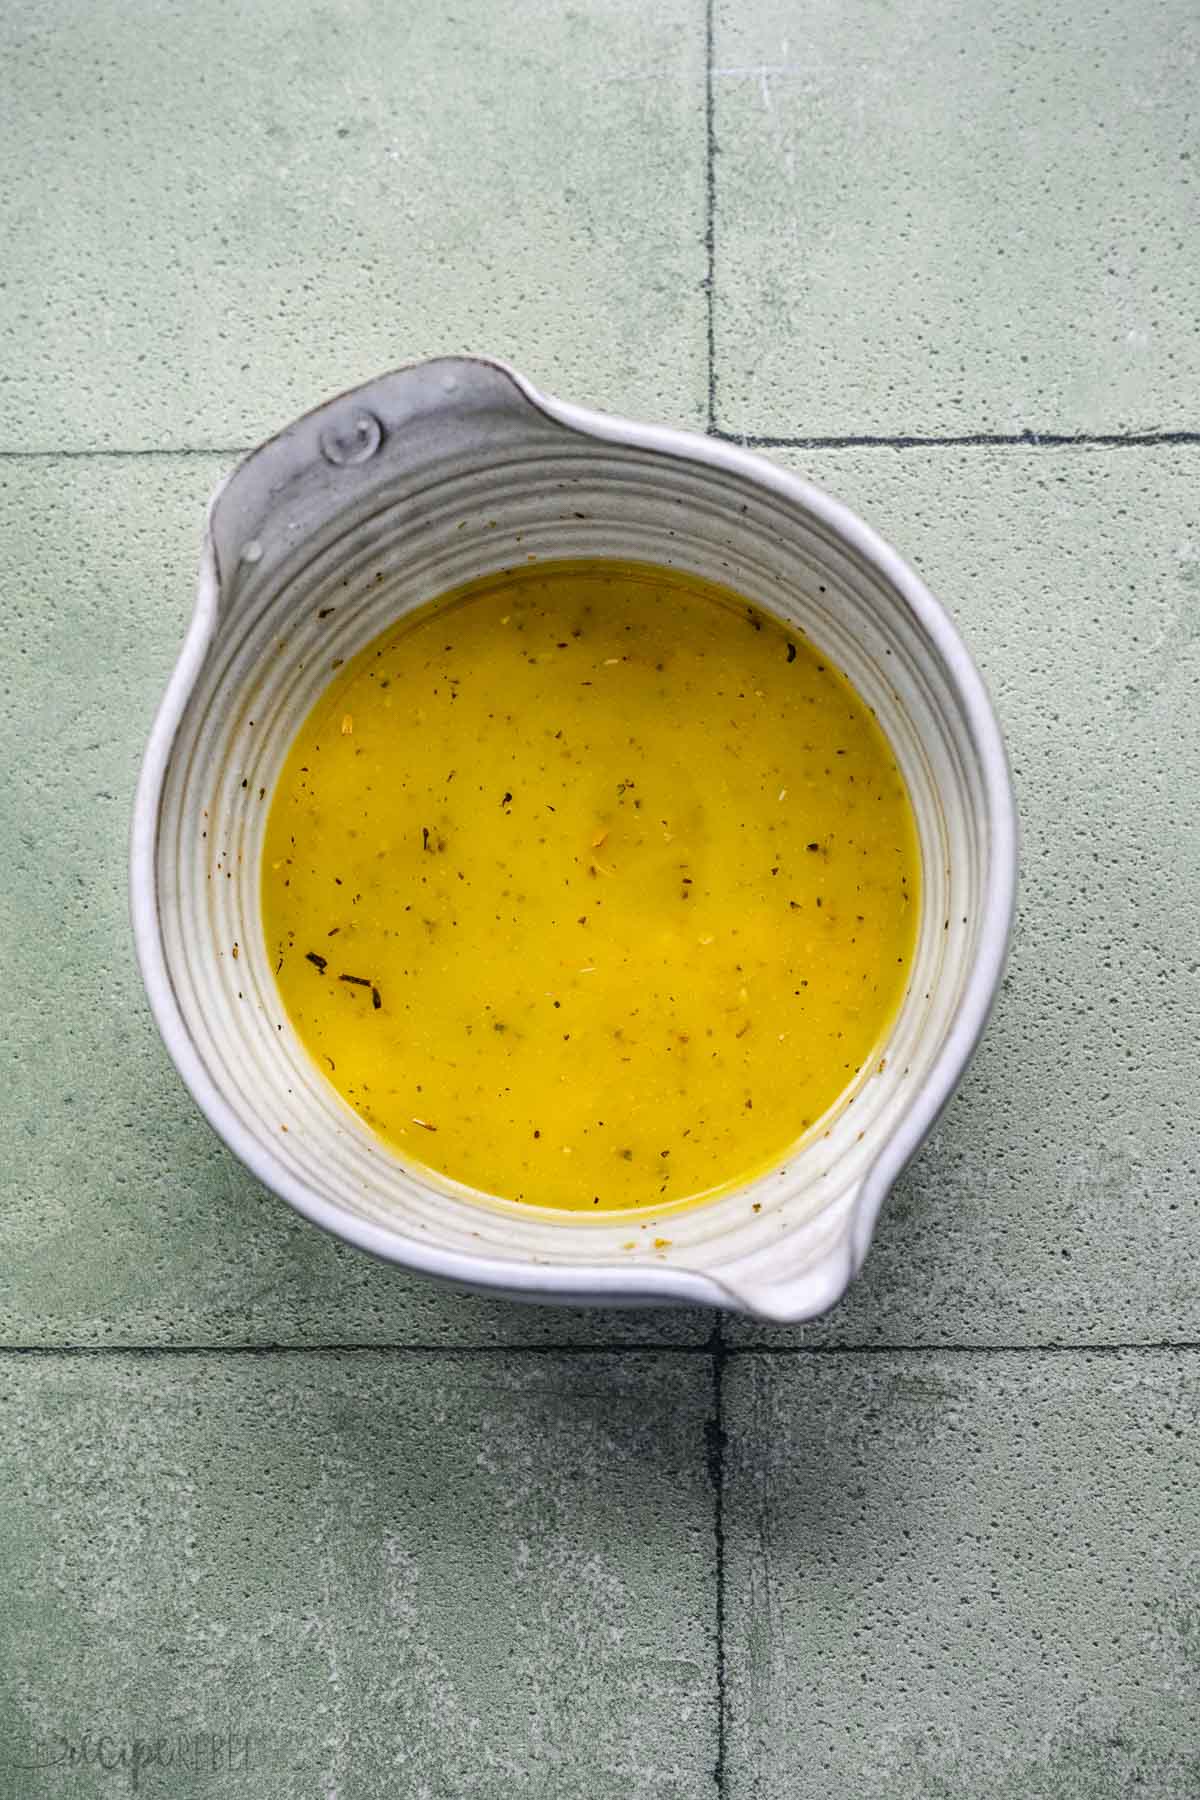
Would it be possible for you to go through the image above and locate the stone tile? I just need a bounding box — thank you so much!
[0,0,706,453]
[725,444,1200,1346]
[712,0,1200,438]
[724,1349,1200,1799]
[0,455,710,1345]
[0,1349,717,1799]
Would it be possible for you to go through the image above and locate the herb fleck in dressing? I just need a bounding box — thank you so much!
[262,560,919,1212]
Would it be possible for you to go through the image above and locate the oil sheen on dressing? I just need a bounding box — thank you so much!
[262,560,919,1213]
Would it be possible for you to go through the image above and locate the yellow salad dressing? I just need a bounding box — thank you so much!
[262,560,919,1213]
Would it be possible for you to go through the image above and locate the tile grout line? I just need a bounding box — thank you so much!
[726,1338,1200,1356]
[0,1341,709,1358]
[715,428,1200,450]
[0,446,251,460]
[704,0,717,436]
[2,1338,1200,1357]
[2,431,1199,464]
[701,40,727,1795]
[707,1314,729,1800]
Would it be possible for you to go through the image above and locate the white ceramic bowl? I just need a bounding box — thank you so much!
[131,357,1016,1322]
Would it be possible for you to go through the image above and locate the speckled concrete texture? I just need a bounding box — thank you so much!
[726,445,1200,1347]
[0,1351,717,1799]
[724,1350,1200,1799]
[0,0,706,452]
[712,0,1200,438]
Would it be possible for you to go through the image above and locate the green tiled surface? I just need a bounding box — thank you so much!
[0,0,706,452]
[725,1351,1200,1798]
[712,0,1200,438]
[3,0,1198,1791]
[0,1351,717,1798]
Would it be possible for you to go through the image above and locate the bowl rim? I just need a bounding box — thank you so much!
[130,355,1017,1320]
